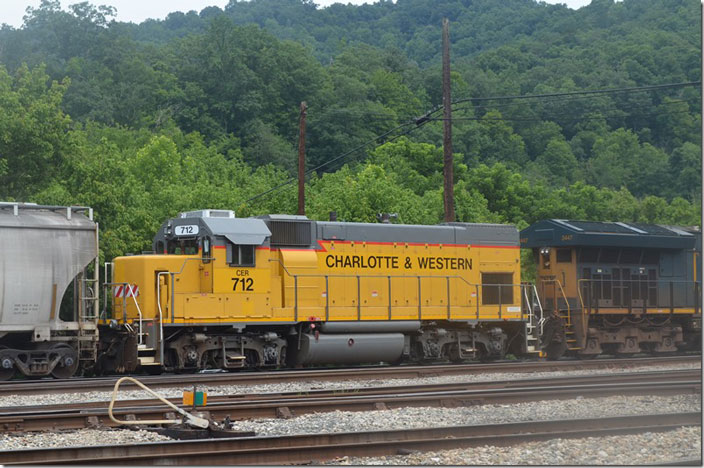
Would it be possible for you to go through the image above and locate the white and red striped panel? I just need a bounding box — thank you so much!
[114,284,139,298]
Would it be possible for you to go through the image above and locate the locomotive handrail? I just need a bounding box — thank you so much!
[269,259,525,321]
[105,281,144,345]
[152,257,214,365]
[156,272,169,366]
[532,284,546,335]
[539,278,575,339]
[576,278,702,316]
[101,262,115,321]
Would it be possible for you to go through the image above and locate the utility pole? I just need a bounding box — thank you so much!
[297,101,307,216]
[442,18,455,223]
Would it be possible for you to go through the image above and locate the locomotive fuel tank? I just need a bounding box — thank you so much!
[292,333,406,365]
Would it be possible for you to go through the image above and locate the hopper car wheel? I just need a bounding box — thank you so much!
[50,344,79,379]
[0,347,15,381]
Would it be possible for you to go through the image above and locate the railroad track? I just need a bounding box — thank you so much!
[0,355,698,396]
[0,369,699,433]
[1,412,699,465]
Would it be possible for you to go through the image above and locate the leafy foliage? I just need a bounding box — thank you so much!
[0,0,699,262]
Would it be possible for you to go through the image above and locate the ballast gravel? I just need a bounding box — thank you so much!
[223,394,700,437]
[0,393,699,456]
[0,428,172,451]
[325,426,701,465]
[0,362,699,464]
[0,362,697,407]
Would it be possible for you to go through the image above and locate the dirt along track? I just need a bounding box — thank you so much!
[1,412,699,465]
[0,368,699,433]
[0,354,698,396]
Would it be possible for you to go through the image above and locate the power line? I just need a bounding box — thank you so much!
[451,81,701,105]
[244,121,418,204]
[320,119,432,175]
[428,108,694,123]
[450,94,697,115]
[244,81,701,205]
[450,98,692,120]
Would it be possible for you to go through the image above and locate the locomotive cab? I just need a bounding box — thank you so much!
[106,209,286,373]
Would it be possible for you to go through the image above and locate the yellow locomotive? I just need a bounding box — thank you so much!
[101,210,534,373]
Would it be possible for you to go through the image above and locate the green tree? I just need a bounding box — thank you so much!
[0,64,71,199]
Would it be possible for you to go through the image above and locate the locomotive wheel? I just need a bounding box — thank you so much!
[50,344,79,379]
[0,347,15,381]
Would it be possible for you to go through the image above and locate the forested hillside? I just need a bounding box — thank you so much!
[0,0,700,261]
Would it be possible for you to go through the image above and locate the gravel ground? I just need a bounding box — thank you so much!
[0,362,697,407]
[0,428,172,451]
[326,427,702,465]
[224,394,700,437]
[0,393,699,459]
[0,362,699,464]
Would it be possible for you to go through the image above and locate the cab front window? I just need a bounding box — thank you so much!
[167,239,198,255]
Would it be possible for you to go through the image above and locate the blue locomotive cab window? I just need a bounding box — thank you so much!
[227,244,255,267]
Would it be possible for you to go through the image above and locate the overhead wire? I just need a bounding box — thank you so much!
[450,81,701,105]
[427,108,694,123]
[243,81,701,205]
[244,120,420,204]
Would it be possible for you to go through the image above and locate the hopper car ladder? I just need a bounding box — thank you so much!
[76,230,100,366]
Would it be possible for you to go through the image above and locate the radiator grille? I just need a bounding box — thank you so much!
[269,221,311,247]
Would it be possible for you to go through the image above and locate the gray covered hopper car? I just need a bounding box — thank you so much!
[0,202,99,379]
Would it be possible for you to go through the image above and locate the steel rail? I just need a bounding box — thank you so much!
[0,372,699,433]
[3,369,699,415]
[0,355,698,396]
[1,412,699,465]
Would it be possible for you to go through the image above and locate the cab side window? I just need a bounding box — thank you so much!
[481,272,514,305]
[202,237,212,263]
[227,244,255,267]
